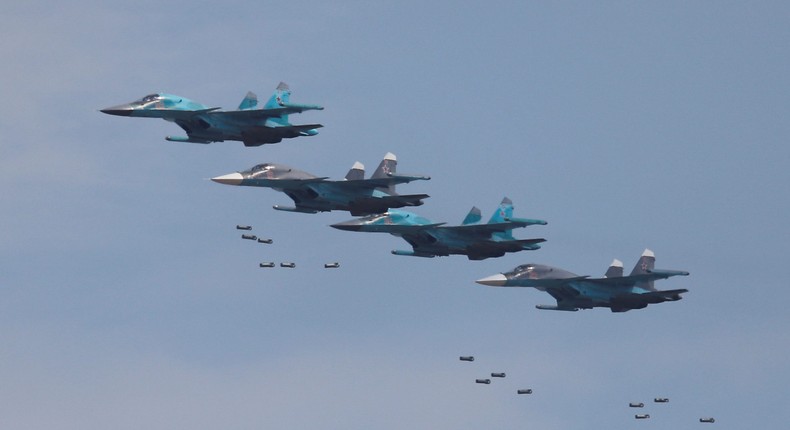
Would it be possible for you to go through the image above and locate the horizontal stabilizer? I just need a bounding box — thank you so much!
[610,289,689,311]
[505,216,548,226]
[278,101,324,111]
[647,269,690,278]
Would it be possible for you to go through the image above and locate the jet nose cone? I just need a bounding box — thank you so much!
[330,220,365,231]
[211,172,244,185]
[476,274,508,287]
[100,103,135,116]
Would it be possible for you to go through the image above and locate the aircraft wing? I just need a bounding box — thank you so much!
[208,106,322,119]
[142,107,221,119]
[350,194,430,210]
[330,174,430,192]
[587,270,690,287]
[362,223,446,234]
[243,177,330,189]
[544,282,584,303]
[467,238,546,254]
[440,221,532,235]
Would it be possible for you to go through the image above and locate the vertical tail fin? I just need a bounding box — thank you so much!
[630,249,656,290]
[489,197,515,240]
[462,207,482,225]
[371,153,397,194]
[604,259,624,278]
[264,82,291,109]
[238,91,258,110]
[488,197,514,224]
[345,162,365,181]
[262,82,291,126]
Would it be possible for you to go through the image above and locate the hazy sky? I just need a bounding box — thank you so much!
[2,2,789,429]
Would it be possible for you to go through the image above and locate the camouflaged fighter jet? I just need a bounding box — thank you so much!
[211,153,430,216]
[331,198,547,260]
[101,82,322,146]
[476,249,689,312]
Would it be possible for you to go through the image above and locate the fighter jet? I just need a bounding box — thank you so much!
[635,414,650,420]
[629,402,645,408]
[699,418,715,423]
[331,198,546,260]
[212,153,430,216]
[476,249,689,312]
[101,82,323,146]
[517,389,533,395]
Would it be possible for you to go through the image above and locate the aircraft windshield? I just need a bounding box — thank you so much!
[249,164,275,178]
[251,164,273,173]
[360,214,388,223]
[515,264,535,273]
[133,94,161,105]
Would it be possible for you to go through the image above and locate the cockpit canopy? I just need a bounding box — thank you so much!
[514,264,536,273]
[250,163,275,173]
[134,94,161,105]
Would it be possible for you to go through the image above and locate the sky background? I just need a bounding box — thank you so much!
[2,1,789,429]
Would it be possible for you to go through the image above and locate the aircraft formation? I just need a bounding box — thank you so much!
[102,81,702,424]
[102,81,689,310]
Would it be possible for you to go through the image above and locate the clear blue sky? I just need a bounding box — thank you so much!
[2,1,789,429]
